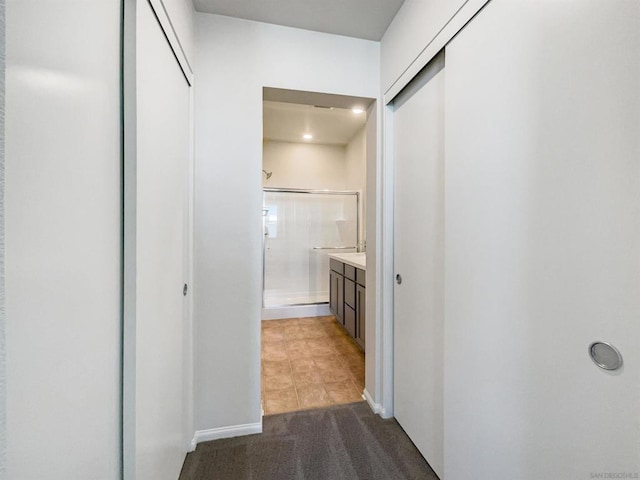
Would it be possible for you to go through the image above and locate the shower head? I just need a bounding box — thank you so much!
[262,169,272,180]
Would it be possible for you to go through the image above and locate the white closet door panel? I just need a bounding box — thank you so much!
[444,1,640,478]
[393,59,445,478]
[5,1,121,477]
[135,2,190,479]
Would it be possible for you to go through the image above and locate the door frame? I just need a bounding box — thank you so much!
[259,89,386,420]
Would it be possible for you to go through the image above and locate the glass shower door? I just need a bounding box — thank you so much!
[263,190,358,307]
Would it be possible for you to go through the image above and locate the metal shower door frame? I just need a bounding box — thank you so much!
[261,187,360,308]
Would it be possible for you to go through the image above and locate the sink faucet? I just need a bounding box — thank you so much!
[357,241,366,253]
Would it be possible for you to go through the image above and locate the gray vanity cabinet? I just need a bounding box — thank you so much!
[329,258,365,351]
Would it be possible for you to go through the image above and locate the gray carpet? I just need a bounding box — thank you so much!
[179,402,439,480]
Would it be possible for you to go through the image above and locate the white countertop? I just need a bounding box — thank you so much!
[328,252,366,270]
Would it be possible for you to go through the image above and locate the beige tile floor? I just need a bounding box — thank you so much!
[261,315,365,415]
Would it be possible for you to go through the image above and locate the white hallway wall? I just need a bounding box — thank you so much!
[193,13,379,435]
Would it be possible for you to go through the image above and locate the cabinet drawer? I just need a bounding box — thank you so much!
[330,258,344,274]
[356,268,366,287]
[344,304,356,338]
[344,278,356,309]
[344,264,356,281]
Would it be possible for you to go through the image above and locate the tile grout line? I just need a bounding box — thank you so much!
[285,329,303,412]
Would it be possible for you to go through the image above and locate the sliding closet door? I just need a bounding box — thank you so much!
[393,53,445,478]
[124,2,190,479]
[444,1,640,478]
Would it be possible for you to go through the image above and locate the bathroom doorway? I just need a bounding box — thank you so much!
[260,88,375,415]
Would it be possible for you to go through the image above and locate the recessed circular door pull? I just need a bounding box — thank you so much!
[589,341,623,371]
[396,274,402,285]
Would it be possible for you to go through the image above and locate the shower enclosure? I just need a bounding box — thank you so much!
[262,188,359,307]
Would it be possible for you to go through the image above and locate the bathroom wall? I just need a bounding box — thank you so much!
[262,134,367,243]
[262,140,348,191]
[345,126,366,245]
[262,132,366,201]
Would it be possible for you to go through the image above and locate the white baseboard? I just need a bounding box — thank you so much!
[363,388,383,415]
[261,304,330,320]
[191,422,263,449]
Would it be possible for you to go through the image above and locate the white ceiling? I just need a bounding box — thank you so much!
[192,0,405,41]
[263,101,366,146]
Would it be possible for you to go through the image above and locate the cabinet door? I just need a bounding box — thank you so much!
[337,273,344,324]
[329,270,337,316]
[356,285,365,350]
[344,304,356,338]
[344,278,356,309]
[330,258,344,275]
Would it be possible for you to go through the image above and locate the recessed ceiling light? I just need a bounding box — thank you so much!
[303,134,313,140]
[352,108,364,114]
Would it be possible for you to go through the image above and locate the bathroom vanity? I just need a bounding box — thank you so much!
[328,253,365,351]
